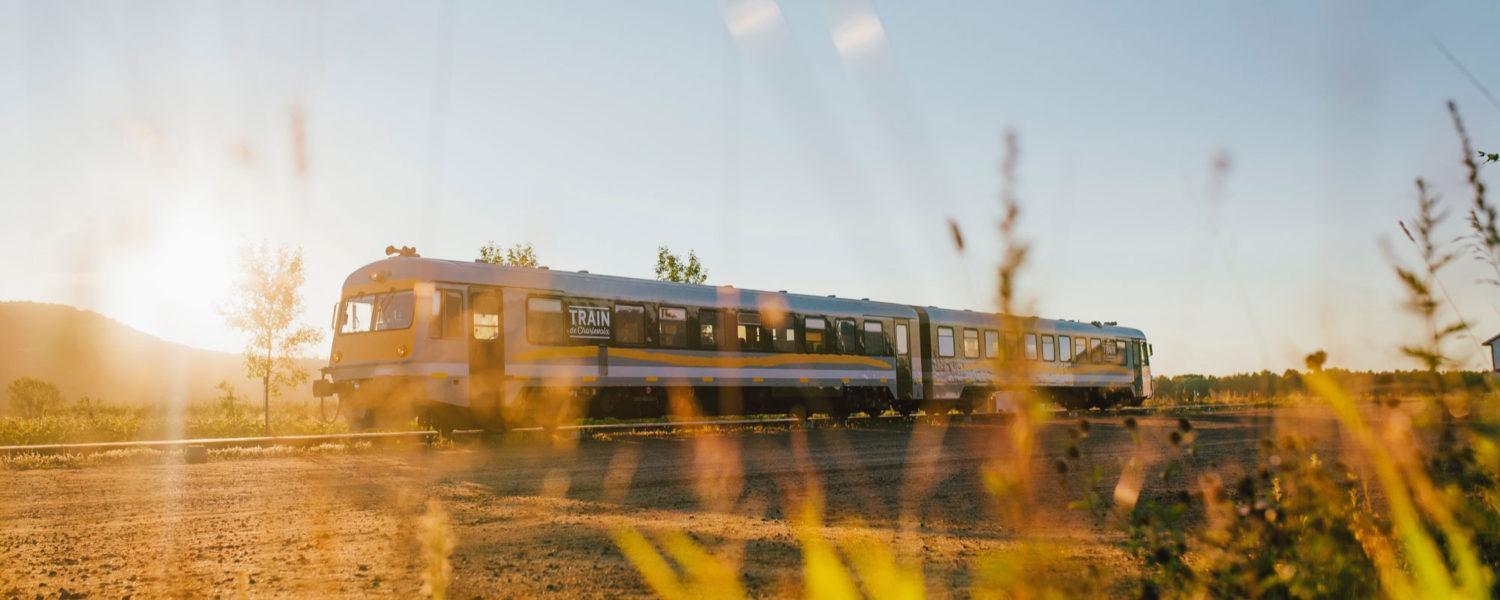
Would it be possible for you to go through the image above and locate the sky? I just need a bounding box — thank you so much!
[1,0,1498,376]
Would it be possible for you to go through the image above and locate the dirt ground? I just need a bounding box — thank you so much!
[0,406,1360,598]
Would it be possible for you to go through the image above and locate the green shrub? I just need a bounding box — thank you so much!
[6,377,63,418]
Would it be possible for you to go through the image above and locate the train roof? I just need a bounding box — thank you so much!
[922,306,1146,339]
[345,257,920,318]
[344,256,1146,337]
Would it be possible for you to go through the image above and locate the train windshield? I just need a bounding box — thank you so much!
[338,291,414,334]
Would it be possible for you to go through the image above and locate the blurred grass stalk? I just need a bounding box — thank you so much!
[609,107,1500,597]
[1305,371,1489,597]
[419,498,455,600]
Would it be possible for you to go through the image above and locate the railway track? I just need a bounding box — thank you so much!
[0,401,1274,457]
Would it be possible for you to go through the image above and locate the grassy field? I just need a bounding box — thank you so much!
[0,398,349,446]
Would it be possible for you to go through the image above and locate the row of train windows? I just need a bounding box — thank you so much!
[424,290,1146,365]
[525,297,907,357]
[934,326,1146,366]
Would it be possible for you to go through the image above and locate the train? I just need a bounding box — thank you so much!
[312,251,1153,431]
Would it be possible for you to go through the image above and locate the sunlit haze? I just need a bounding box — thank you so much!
[2,1,1498,375]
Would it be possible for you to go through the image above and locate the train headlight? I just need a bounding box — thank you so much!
[395,345,409,358]
[332,351,342,364]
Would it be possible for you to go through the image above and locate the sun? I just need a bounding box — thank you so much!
[99,203,241,353]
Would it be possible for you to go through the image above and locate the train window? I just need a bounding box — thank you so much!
[698,309,718,349]
[614,304,647,345]
[659,307,688,348]
[862,321,888,356]
[895,322,909,356]
[338,297,371,334]
[805,317,828,353]
[837,319,861,355]
[984,330,1000,358]
[526,297,565,344]
[1058,335,1072,364]
[472,293,501,341]
[429,290,464,338]
[937,326,955,357]
[1143,341,1151,366]
[1024,333,1038,360]
[770,321,797,352]
[1074,336,1088,363]
[1103,338,1117,361]
[443,291,464,338]
[1115,340,1127,365]
[738,312,765,351]
[1004,332,1019,361]
[962,329,980,359]
[352,291,413,332]
[427,291,441,337]
[1041,335,1056,361]
[1089,338,1102,363]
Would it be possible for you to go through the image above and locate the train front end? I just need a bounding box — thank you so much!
[312,257,469,429]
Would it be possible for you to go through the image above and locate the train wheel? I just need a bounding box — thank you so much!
[418,407,452,441]
[897,403,915,418]
[1088,391,1114,411]
[863,391,892,419]
[788,404,810,422]
[830,406,853,422]
[480,413,509,436]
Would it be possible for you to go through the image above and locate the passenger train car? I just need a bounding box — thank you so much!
[312,253,1153,430]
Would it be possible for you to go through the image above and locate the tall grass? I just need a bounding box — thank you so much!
[598,105,1500,598]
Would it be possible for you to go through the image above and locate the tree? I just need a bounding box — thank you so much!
[215,380,240,416]
[477,241,538,267]
[655,246,708,284]
[1303,350,1327,373]
[223,243,323,435]
[7,377,62,419]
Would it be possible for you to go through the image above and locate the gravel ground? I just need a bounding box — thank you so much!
[0,406,1361,598]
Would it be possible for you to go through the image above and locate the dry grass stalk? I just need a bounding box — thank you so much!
[984,129,1043,529]
[1448,101,1500,287]
[418,498,455,600]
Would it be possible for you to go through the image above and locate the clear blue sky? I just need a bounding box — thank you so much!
[2,0,1498,375]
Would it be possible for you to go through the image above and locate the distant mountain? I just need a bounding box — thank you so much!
[0,302,325,406]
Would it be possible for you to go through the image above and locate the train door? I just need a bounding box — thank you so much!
[468,287,505,427]
[895,319,913,400]
[1128,339,1150,398]
[1138,340,1153,397]
[914,308,933,402]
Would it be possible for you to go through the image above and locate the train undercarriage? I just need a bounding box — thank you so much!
[334,379,1145,435]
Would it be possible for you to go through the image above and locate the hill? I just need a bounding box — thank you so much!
[0,302,325,407]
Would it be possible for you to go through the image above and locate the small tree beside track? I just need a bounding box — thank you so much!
[223,243,323,435]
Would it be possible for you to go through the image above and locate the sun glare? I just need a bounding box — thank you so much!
[100,203,239,353]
